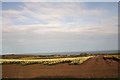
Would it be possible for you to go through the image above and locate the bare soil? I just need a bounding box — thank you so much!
[2,56,119,78]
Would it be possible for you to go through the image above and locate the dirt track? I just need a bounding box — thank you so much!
[2,56,119,78]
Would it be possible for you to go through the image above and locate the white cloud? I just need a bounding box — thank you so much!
[2,2,118,53]
[3,2,107,23]
[22,2,107,20]
[3,2,112,35]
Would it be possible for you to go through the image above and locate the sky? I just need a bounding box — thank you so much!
[2,2,118,54]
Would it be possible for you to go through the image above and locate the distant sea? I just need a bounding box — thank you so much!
[26,50,119,55]
[2,50,119,55]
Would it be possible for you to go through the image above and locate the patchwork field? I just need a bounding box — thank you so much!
[1,54,120,79]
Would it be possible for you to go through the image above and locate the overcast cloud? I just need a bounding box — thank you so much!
[2,2,118,54]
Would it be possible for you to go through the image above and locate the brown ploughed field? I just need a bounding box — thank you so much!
[2,56,119,79]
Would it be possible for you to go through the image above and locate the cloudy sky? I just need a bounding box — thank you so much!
[2,2,118,54]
